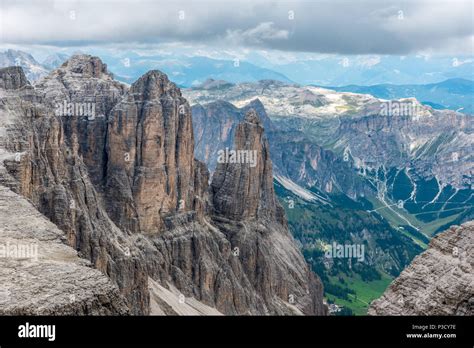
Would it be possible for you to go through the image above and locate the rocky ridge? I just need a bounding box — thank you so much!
[184,80,473,191]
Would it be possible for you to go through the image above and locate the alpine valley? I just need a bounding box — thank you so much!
[184,79,473,314]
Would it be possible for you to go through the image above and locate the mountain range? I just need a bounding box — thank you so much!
[0,49,291,87]
[325,78,474,114]
[2,49,473,114]
[265,55,474,86]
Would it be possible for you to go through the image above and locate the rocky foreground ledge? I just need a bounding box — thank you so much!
[369,221,473,315]
[0,186,129,315]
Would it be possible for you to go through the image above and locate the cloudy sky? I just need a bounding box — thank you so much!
[1,0,473,56]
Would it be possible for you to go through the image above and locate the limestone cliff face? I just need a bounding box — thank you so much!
[0,67,129,315]
[192,99,274,173]
[105,71,197,234]
[335,110,473,191]
[209,110,325,314]
[0,186,129,315]
[34,54,126,187]
[0,57,325,315]
[0,66,30,90]
[369,221,473,315]
[211,110,282,222]
[1,63,149,315]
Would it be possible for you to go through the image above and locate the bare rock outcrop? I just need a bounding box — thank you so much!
[34,54,126,186]
[209,110,325,314]
[0,66,30,90]
[105,70,197,234]
[1,62,149,314]
[0,184,129,315]
[211,109,282,222]
[369,221,474,315]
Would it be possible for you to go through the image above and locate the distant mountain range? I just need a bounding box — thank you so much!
[265,55,474,86]
[0,49,292,86]
[0,50,72,82]
[2,50,473,116]
[324,78,474,114]
[93,52,293,86]
[41,52,70,70]
[0,49,49,81]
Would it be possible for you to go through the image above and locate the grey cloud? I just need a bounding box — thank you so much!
[0,0,472,55]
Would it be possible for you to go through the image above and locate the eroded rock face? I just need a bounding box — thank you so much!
[211,110,282,222]
[34,54,126,187]
[192,99,275,172]
[59,55,109,78]
[336,110,473,189]
[1,61,149,314]
[192,99,367,199]
[105,70,197,234]
[0,57,326,315]
[369,221,474,315]
[209,110,325,314]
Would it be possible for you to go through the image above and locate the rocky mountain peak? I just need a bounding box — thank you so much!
[131,70,181,101]
[208,107,325,315]
[0,49,49,82]
[59,54,110,78]
[0,66,30,90]
[211,109,283,222]
[245,97,264,110]
[105,69,195,234]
